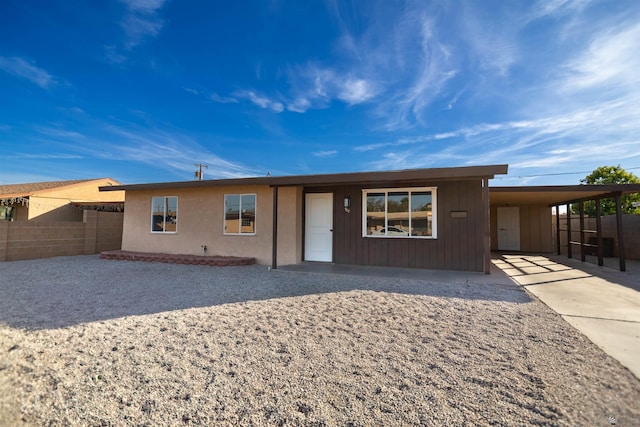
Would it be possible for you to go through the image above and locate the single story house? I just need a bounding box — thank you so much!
[0,178,124,222]
[101,165,508,273]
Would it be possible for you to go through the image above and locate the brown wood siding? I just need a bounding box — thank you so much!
[490,204,553,253]
[306,179,485,271]
[520,205,553,252]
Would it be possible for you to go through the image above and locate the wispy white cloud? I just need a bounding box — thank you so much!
[353,0,640,164]
[18,117,259,180]
[118,0,168,49]
[103,0,168,64]
[61,107,86,114]
[0,56,58,89]
[337,78,375,104]
[231,62,378,114]
[1,153,83,160]
[122,0,166,14]
[312,150,338,157]
[34,127,86,140]
[232,2,462,121]
[528,0,593,21]
[210,92,238,104]
[184,88,238,104]
[283,64,377,113]
[234,90,284,113]
[456,4,519,77]
[105,127,257,179]
[562,21,640,91]
[286,98,312,114]
[104,45,127,65]
[323,4,460,129]
[363,95,640,174]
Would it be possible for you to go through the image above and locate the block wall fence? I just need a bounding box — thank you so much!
[0,211,123,262]
[552,214,640,260]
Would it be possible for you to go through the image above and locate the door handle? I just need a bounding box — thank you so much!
[330,229,333,232]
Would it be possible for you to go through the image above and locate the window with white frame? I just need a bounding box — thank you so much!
[362,187,436,238]
[224,194,256,235]
[151,196,178,233]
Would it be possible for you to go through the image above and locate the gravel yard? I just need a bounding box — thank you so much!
[1,255,639,426]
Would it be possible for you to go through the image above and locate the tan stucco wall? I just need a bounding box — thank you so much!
[276,186,303,265]
[38,178,124,202]
[26,178,124,221]
[121,185,302,266]
[28,196,81,221]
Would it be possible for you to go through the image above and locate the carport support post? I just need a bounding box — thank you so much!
[566,203,572,259]
[555,205,561,255]
[579,201,586,262]
[615,193,626,272]
[483,178,491,274]
[596,198,603,266]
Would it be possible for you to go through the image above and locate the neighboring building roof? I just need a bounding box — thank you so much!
[0,178,121,199]
[491,184,640,206]
[100,165,509,192]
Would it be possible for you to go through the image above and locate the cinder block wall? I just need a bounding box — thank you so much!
[0,211,123,261]
[553,214,640,260]
[95,211,124,253]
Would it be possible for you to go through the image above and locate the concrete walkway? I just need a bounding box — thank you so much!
[493,253,640,379]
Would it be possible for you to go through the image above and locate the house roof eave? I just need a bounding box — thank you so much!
[100,164,509,192]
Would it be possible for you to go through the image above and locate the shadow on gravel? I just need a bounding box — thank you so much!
[0,255,530,330]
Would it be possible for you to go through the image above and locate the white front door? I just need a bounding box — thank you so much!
[305,193,333,262]
[497,206,521,251]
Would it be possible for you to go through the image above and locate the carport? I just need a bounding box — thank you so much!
[490,184,640,272]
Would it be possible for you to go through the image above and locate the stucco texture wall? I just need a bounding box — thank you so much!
[22,178,124,221]
[121,185,301,266]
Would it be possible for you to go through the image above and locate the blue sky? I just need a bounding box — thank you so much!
[1,0,639,186]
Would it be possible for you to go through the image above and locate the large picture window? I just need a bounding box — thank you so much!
[151,196,178,233]
[363,187,436,238]
[224,194,256,235]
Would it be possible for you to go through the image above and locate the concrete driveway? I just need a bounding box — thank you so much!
[493,253,640,379]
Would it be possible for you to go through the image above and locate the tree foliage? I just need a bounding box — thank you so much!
[571,166,640,216]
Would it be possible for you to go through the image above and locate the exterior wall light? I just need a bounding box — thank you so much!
[344,196,351,213]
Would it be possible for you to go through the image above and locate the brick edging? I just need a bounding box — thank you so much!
[100,250,255,266]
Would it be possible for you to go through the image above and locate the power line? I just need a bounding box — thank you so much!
[494,166,640,180]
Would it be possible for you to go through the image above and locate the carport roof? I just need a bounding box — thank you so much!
[490,184,640,206]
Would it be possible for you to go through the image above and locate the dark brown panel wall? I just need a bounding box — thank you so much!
[306,179,485,271]
[490,204,553,252]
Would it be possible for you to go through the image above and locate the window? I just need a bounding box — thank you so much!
[0,206,14,221]
[151,196,178,233]
[224,194,256,235]
[363,187,436,238]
